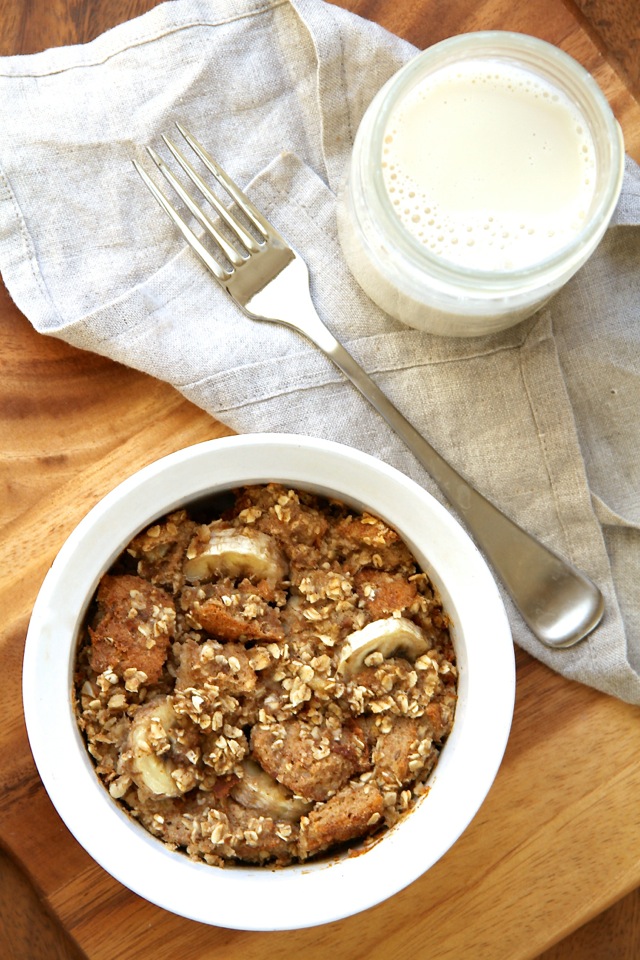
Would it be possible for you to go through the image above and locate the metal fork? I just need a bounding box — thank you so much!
[133,123,604,649]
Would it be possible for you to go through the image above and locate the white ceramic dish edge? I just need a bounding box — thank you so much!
[22,434,515,930]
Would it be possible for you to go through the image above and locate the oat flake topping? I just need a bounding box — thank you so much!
[74,484,457,866]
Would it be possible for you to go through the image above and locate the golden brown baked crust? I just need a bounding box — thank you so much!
[75,484,457,866]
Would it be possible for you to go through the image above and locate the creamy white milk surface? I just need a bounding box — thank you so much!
[382,59,598,271]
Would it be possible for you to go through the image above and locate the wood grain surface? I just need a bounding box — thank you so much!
[569,0,640,99]
[1,1,639,959]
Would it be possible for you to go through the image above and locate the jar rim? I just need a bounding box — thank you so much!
[360,31,625,293]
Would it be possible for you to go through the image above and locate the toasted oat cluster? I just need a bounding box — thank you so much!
[74,484,457,866]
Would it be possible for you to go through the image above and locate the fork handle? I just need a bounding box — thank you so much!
[295,310,603,649]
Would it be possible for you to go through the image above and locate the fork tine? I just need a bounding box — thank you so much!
[146,145,246,267]
[162,135,261,255]
[132,158,230,282]
[175,122,275,241]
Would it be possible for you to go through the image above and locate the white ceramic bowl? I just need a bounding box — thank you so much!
[23,434,515,930]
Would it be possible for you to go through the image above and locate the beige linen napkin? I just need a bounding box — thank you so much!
[0,0,639,703]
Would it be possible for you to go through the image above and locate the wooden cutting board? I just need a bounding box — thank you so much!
[1,1,640,958]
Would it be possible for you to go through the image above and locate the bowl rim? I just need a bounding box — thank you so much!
[22,433,515,930]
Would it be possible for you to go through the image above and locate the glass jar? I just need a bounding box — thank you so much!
[337,32,625,337]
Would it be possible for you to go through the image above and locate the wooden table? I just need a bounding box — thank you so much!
[1,1,639,958]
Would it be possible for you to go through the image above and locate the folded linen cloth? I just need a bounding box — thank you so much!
[0,0,639,704]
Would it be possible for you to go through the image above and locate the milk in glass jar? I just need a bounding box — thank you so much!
[337,32,624,337]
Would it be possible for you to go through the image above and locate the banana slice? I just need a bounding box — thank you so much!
[337,617,429,678]
[184,528,288,583]
[230,759,312,821]
[126,697,193,798]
